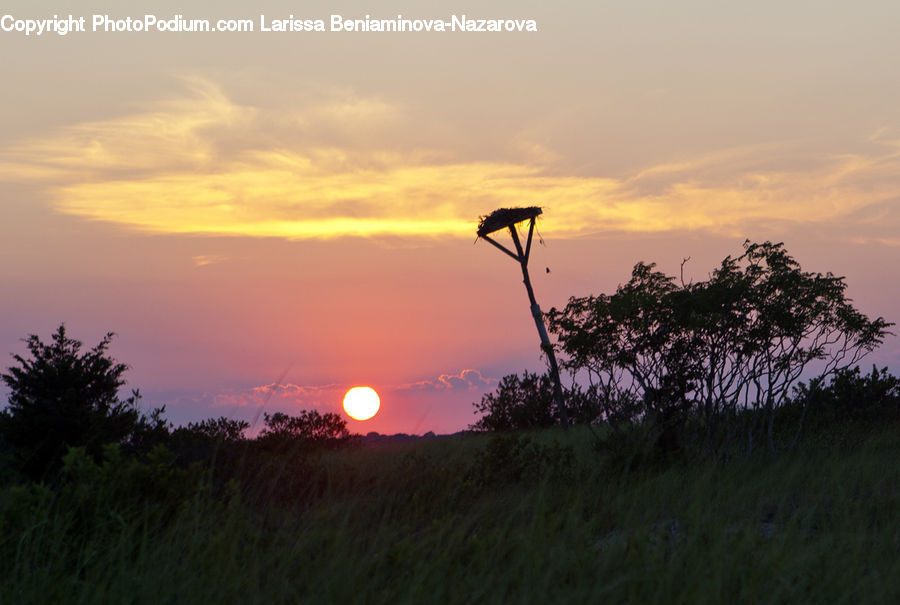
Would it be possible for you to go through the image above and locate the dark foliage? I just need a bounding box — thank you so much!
[165,416,249,468]
[466,433,575,487]
[127,406,172,456]
[180,416,249,442]
[471,372,557,431]
[547,241,892,455]
[228,411,355,506]
[259,410,352,448]
[470,371,604,431]
[791,365,900,428]
[0,325,159,479]
[0,443,210,564]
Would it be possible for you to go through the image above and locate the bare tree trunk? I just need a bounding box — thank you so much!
[509,225,569,430]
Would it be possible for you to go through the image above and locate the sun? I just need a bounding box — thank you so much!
[342,386,380,421]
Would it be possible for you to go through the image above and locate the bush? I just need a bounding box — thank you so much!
[185,417,249,442]
[471,371,606,431]
[547,241,892,455]
[470,372,558,431]
[792,365,900,428]
[166,416,249,468]
[0,325,160,479]
[258,410,352,449]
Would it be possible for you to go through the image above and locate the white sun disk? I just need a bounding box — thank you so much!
[343,386,380,421]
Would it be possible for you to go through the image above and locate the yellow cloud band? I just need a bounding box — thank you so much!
[3,79,899,241]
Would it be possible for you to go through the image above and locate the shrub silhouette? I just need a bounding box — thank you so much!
[180,416,249,442]
[792,365,900,428]
[259,410,351,448]
[547,240,892,454]
[470,372,557,431]
[0,325,149,479]
[470,371,604,431]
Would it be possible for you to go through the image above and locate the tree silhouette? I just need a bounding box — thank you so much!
[259,410,351,447]
[1,325,144,478]
[547,241,892,454]
[183,416,249,442]
[471,372,557,432]
[471,371,603,431]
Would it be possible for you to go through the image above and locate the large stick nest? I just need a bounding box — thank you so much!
[477,206,542,237]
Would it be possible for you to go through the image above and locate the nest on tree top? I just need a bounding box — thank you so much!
[476,206,542,237]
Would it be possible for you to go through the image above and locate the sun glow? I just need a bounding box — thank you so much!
[343,386,380,421]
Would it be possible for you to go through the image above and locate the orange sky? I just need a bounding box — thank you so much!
[2,1,899,433]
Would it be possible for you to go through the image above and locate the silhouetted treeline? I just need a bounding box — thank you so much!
[0,240,896,494]
[472,240,895,461]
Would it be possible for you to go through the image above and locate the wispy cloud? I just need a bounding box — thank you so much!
[402,369,496,392]
[203,382,344,409]
[4,78,900,241]
[191,254,229,267]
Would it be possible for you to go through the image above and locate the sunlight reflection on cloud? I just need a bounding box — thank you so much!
[403,369,496,392]
[3,79,900,241]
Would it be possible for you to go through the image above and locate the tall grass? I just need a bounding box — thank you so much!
[2,426,898,604]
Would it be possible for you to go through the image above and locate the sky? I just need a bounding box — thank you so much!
[2,0,899,434]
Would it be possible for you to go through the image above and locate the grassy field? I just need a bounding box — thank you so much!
[2,423,898,604]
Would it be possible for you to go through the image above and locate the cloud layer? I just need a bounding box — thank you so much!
[403,369,496,392]
[203,382,344,409]
[4,79,900,242]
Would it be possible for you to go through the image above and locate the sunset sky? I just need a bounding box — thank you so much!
[2,1,899,434]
